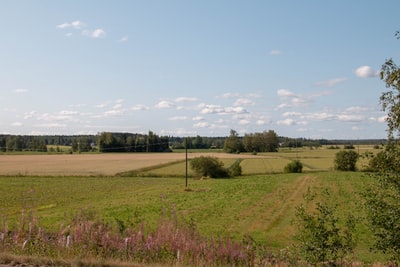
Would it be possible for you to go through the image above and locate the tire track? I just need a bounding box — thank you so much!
[238,175,315,234]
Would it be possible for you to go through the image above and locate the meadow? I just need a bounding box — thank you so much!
[0,145,387,265]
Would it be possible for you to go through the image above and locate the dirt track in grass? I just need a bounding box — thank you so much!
[0,153,261,176]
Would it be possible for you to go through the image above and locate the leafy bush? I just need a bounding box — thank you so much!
[284,160,303,173]
[190,156,229,178]
[294,189,356,265]
[228,159,242,176]
[334,150,359,171]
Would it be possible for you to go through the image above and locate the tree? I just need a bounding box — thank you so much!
[223,129,243,153]
[264,130,279,152]
[334,150,359,171]
[362,32,400,261]
[242,130,279,153]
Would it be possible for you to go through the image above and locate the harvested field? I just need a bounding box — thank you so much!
[0,153,259,176]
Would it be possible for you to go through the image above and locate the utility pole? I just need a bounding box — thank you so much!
[185,137,188,188]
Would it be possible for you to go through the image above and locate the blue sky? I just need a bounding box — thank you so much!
[1,1,399,139]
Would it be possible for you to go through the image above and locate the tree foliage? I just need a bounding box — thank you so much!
[334,150,359,171]
[243,130,279,152]
[223,129,243,153]
[362,32,400,261]
[284,160,303,173]
[294,189,356,265]
[97,131,170,152]
[190,156,230,178]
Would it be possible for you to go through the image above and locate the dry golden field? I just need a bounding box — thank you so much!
[0,152,259,176]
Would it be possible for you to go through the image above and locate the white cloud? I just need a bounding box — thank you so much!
[56,20,85,29]
[11,122,23,127]
[217,92,240,99]
[131,104,149,111]
[377,115,387,123]
[315,77,347,87]
[276,89,331,109]
[198,103,248,115]
[175,97,198,102]
[277,118,296,126]
[269,50,281,55]
[117,35,128,42]
[35,123,67,128]
[354,65,379,78]
[57,20,105,39]
[192,116,204,121]
[83,29,106,38]
[59,110,79,116]
[337,114,364,122]
[238,119,250,125]
[193,122,209,128]
[155,100,175,109]
[283,111,302,117]
[24,110,37,119]
[14,88,29,93]
[168,116,187,121]
[277,89,296,98]
[233,98,254,106]
[256,119,267,125]
[104,109,124,117]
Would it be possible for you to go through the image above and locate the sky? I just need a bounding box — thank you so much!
[1,1,399,139]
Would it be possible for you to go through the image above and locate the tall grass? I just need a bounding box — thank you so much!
[0,198,283,266]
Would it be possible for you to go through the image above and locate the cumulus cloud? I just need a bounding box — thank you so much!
[276,89,331,109]
[233,98,255,106]
[14,88,29,93]
[131,104,149,111]
[354,65,379,78]
[315,77,347,87]
[269,49,281,55]
[83,28,106,38]
[192,116,204,121]
[198,103,248,115]
[155,100,175,109]
[57,20,106,39]
[175,97,198,102]
[11,122,23,127]
[277,89,297,98]
[117,35,128,42]
[217,92,240,99]
[277,118,296,126]
[168,116,187,121]
[193,122,209,128]
[56,20,85,29]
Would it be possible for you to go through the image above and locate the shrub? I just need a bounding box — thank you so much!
[284,160,303,173]
[334,150,359,171]
[190,156,229,178]
[228,159,242,177]
[294,189,356,265]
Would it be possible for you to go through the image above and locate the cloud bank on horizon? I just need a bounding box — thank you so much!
[1,1,398,139]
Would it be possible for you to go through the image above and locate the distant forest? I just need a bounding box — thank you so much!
[0,131,387,153]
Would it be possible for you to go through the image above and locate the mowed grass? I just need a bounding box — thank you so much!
[0,172,386,263]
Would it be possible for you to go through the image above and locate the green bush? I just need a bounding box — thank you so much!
[284,160,303,173]
[190,156,229,178]
[294,189,356,265]
[228,159,242,177]
[334,150,359,171]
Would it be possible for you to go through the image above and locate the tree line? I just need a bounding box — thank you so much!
[0,132,386,153]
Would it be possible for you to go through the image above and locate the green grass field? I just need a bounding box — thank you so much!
[0,171,386,263]
[0,146,387,264]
